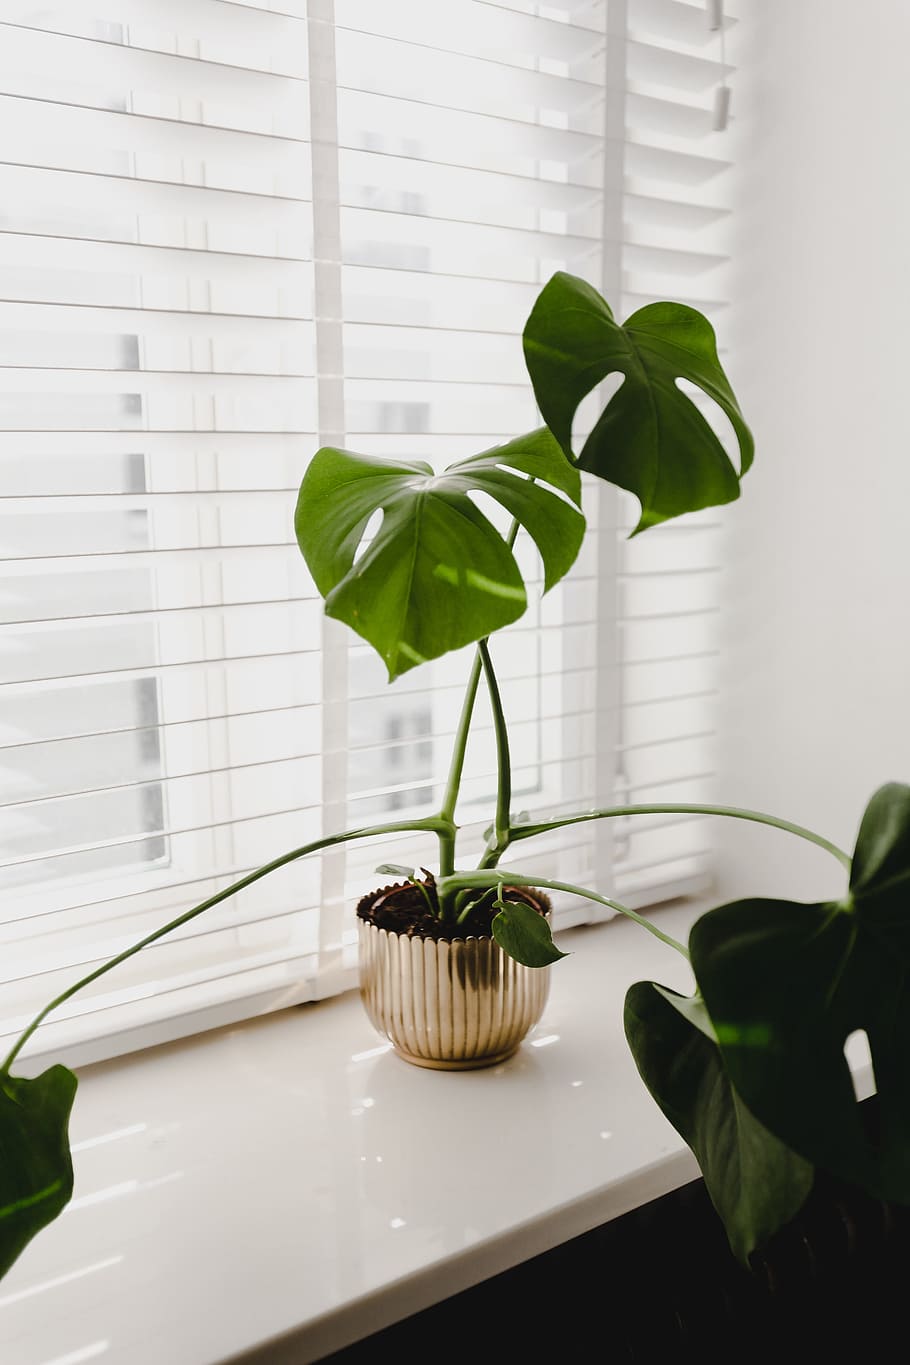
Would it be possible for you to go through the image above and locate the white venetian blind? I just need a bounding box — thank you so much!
[0,0,742,1067]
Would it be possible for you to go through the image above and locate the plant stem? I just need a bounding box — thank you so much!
[478,638,512,856]
[436,515,523,889]
[436,649,483,884]
[507,803,852,872]
[409,875,436,917]
[1,816,450,1074]
[438,869,690,958]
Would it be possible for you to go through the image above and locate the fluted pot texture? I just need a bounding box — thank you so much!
[356,887,552,1071]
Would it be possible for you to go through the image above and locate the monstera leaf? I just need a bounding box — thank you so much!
[296,428,584,679]
[0,1065,78,1278]
[624,982,813,1265]
[690,783,910,1203]
[523,271,754,533]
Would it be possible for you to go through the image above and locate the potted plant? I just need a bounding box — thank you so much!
[291,267,752,1073]
[2,271,907,1291]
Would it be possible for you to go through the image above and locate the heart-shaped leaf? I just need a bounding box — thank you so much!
[492,898,567,967]
[0,1065,78,1278]
[295,428,585,680]
[624,982,814,1265]
[690,783,910,1203]
[522,271,754,534]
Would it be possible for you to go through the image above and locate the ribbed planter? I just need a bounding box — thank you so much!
[356,886,552,1071]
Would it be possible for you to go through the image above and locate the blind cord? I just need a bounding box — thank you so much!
[708,0,731,131]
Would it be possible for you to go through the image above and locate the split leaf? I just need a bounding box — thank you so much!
[690,782,910,1203]
[522,271,753,533]
[296,428,584,680]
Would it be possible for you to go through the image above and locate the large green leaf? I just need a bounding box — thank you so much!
[295,428,584,679]
[690,783,910,1203]
[624,982,814,1265]
[0,1066,78,1278]
[522,271,754,533]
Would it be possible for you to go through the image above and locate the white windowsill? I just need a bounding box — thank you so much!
[0,899,872,1365]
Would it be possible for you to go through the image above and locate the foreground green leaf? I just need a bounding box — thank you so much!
[295,428,584,680]
[848,780,910,916]
[522,271,754,533]
[492,898,568,967]
[624,982,814,1265]
[0,1066,78,1278]
[690,782,910,1202]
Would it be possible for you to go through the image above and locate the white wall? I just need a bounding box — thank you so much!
[714,0,910,903]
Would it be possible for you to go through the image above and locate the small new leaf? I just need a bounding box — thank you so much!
[492,898,568,967]
[375,864,415,879]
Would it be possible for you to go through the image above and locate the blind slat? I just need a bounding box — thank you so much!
[336,0,606,62]
[0,17,309,81]
[2,0,309,60]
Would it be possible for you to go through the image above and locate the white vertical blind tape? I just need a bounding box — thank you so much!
[307,0,349,985]
[583,0,628,907]
[0,0,740,1062]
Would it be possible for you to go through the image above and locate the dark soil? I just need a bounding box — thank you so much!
[356,873,551,941]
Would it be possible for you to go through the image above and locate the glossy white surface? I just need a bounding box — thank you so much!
[0,904,715,1365]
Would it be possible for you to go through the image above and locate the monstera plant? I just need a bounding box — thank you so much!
[2,270,907,1289]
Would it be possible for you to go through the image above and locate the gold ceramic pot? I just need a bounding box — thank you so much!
[357,889,552,1071]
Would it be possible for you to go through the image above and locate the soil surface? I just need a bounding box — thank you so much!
[356,872,551,941]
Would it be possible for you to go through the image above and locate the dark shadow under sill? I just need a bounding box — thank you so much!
[317,1097,910,1364]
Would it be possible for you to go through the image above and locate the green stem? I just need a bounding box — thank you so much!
[409,875,436,917]
[478,638,512,856]
[437,517,523,907]
[1,816,449,1074]
[439,869,690,959]
[508,803,852,872]
[436,650,483,882]
[454,887,496,926]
